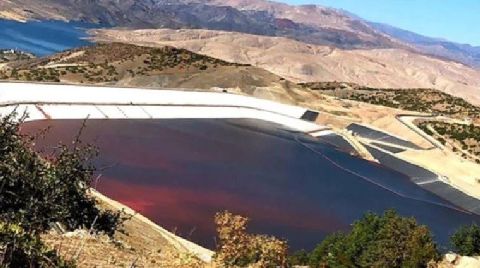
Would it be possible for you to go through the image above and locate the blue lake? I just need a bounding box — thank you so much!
[0,19,97,56]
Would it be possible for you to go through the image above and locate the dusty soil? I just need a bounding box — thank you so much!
[91,28,480,105]
[42,191,213,268]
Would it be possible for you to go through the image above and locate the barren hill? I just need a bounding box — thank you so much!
[369,22,480,68]
[91,28,480,105]
[0,0,399,50]
[2,0,479,67]
[0,42,305,102]
[205,0,480,68]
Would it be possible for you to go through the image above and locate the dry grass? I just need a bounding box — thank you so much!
[41,195,208,268]
[43,232,205,267]
[40,204,291,267]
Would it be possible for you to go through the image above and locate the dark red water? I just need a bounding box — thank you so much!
[21,119,480,251]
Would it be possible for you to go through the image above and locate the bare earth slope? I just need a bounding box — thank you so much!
[91,28,480,105]
[206,0,391,40]
[0,42,305,103]
[208,0,480,68]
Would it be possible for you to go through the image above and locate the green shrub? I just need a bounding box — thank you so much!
[288,249,309,266]
[308,232,350,267]
[451,223,480,256]
[308,210,439,268]
[0,113,124,236]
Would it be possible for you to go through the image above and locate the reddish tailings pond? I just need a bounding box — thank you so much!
[21,118,480,251]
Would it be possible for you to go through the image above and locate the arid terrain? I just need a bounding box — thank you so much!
[418,121,480,163]
[302,82,480,123]
[42,191,211,267]
[3,0,480,107]
[91,28,480,105]
[3,0,480,69]
[0,0,403,50]
[0,43,296,96]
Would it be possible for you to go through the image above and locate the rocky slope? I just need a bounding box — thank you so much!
[2,0,479,67]
[91,28,480,105]
[0,0,404,50]
[205,0,480,68]
[370,22,480,68]
[0,42,303,102]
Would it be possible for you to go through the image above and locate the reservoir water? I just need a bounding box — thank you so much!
[21,118,480,251]
[0,19,95,56]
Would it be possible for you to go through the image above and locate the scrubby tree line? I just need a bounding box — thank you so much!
[288,210,439,267]
[302,83,480,120]
[215,209,480,268]
[418,121,480,163]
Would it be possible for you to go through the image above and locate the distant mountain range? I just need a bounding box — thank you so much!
[1,0,478,67]
[0,0,402,49]
[368,22,480,68]
[1,0,480,103]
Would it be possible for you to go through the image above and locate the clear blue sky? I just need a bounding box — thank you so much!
[281,0,480,46]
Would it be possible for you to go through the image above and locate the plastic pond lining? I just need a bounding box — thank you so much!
[347,123,421,150]
[364,144,480,215]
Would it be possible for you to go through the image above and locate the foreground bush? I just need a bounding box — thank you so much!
[308,210,439,268]
[0,113,122,235]
[0,222,75,267]
[450,223,480,256]
[214,211,288,267]
[0,113,125,266]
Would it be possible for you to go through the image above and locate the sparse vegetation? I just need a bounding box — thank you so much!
[301,82,480,121]
[287,249,309,267]
[418,121,480,162]
[0,43,252,85]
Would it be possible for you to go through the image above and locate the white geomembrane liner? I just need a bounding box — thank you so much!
[0,104,45,121]
[0,82,327,134]
[95,105,128,119]
[41,105,106,119]
[0,82,306,118]
[117,106,151,119]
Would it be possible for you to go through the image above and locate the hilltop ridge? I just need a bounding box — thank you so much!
[0,42,303,103]
[91,28,480,106]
